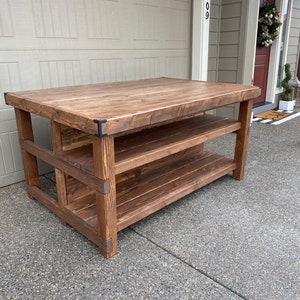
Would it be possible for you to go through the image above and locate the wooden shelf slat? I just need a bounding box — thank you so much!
[64,149,236,233]
[62,114,240,175]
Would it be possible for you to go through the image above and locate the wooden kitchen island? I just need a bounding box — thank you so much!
[5,78,260,258]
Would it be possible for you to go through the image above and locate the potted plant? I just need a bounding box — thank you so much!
[279,63,295,111]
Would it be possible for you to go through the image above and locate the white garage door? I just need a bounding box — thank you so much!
[0,0,191,187]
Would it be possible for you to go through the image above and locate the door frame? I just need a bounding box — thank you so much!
[191,0,210,81]
[239,0,293,105]
[267,0,293,102]
[238,1,260,85]
[257,0,293,105]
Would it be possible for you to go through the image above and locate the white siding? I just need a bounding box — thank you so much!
[0,0,191,187]
[287,1,300,76]
[218,0,241,83]
[208,0,242,83]
[208,0,221,81]
[208,0,242,118]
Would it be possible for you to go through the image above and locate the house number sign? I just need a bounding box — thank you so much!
[205,2,210,19]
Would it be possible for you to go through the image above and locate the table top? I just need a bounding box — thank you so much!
[5,77,260,136]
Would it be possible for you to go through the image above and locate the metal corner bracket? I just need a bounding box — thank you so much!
[93,119,108,137]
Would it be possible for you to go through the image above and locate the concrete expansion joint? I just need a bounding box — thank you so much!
[129,227,248,300]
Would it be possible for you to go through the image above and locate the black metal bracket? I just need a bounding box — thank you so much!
[93,119,107,137]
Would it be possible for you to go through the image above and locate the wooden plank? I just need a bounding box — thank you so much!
[60,124,92,151]
[63,151,235,233]
[233,99,253,180]
[115,115,240,173]
[61,115,240,175]
[65,175,95,203]
[51,121,68,225]
[92,135,118,258]
[116,146,203,200]
[14,108,40,199]
[5,78,261,136]
[22,140,109,194]
[115,114,231,154]
[66,194,97,225]
[116,152,229,215]
[117,156,235,231]
[62,145,93,174]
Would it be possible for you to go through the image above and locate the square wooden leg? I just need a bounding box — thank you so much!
[14,108,40,198]
[233,99,253,180]
[51,121,68,225]
[93,135,118,257]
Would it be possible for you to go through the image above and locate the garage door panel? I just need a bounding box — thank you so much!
[0,0,191,187]
[32,0,79,38]
[85,0,120,39]
[40,60,82,88]
[0,0,14,37]
[89,58,124,83]
[0,132,22,176]
[0,62,22,109]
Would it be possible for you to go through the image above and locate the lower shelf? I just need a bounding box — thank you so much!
[65,148,236,233]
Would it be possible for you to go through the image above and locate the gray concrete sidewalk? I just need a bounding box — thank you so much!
[1,115,299,300]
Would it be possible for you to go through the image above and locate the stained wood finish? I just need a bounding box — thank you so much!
[61,114,241,175]
[14,108,40,199]
[22,140,109,194]
[233,99,253,180]
[5,78,260,258]
[51,121,67,225]
[5,78,260,136]
[92,135,118,258]
[63,148,236,232]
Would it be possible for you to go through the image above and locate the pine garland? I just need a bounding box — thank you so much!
[281,64,293,101]
[257,1,282,47]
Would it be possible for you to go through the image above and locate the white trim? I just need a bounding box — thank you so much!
[239,1,260,85]
[191,0,210,81]
[272,112,300,124]
[267,0,293,102]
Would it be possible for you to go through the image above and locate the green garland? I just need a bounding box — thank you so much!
[281,64,293,101]
[257,1,282,47]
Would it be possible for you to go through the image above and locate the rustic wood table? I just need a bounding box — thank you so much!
[5,78,260,258]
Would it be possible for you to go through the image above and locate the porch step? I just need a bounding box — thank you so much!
[252,102,276,114]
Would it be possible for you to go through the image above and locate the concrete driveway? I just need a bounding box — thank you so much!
[1,115,299,299]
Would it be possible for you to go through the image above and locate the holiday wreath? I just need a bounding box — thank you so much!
[257,1,282,47]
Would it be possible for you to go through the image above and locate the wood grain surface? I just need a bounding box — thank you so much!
[5,78,260,135]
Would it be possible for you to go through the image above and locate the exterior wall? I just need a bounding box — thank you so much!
[208,0,221,82]
[0,0,191,187]
[209,0,243,84]
[287,1,300,77]
[210,0,242,117]
[217,0,242,84]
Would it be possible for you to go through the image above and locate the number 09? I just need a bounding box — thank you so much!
[205,2,210,19]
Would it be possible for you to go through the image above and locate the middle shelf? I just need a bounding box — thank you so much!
[61,114,241,175]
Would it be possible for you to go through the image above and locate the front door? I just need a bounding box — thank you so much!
[253,0,275,106]
[253,46,271,105]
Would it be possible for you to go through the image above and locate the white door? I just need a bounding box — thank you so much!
[0,0,192,187]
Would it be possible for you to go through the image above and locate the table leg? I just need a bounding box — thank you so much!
[92,135,118,258]
[233,99,253,180]
[51,121,68,225]
[14,108,40,198]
